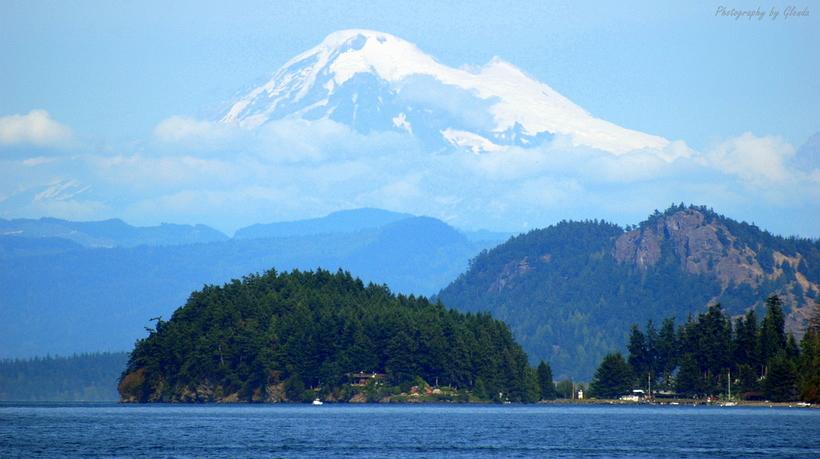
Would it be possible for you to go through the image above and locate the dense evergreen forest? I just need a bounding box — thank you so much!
[438,205,820,380]
[0,352,128,401]
[120,269,536,403]
[589,296,820,402]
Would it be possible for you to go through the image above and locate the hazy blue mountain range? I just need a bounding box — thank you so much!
[438,205,820,380]
[234,208,412,239]
[0,210,504,359]
[0,217,228,248]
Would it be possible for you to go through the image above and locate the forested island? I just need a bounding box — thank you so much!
[119,269,539,403]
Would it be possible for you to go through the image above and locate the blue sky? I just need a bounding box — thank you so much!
[1,1,818,235]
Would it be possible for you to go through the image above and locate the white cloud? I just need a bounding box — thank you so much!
[153,116,238,149]
[704,132,795,184]
[84,153,247,192]
[0,110,73,147]
[21,156,58,167]
[153,116,415,163]
[1,113,818,236]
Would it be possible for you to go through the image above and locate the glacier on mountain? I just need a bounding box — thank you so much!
[221,29,669,156]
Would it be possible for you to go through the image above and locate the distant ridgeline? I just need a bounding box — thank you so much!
[1,209,500,361]
[119,269,534,403]
[438,205,820,380]
[0,352,128,401]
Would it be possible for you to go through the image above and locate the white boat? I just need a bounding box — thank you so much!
[312,398,323,405]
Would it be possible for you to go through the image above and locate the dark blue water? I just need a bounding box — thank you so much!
[1,403,818,458]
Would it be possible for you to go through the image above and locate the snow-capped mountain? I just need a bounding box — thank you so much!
[222,29,668,155]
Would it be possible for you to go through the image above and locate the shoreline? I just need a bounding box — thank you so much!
[2,399,816,408]
[113,397,818,408]
[536,398,817,408]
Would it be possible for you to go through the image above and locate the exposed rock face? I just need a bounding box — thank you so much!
[614,229,656,269]
[264,382,286,403]
[615,209,763,288]
[118,375,289,403]
[489,256,534,292]
[614,208,818,334]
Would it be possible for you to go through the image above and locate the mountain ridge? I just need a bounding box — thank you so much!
[438,205,819,380]
[0,217,228,248]
[234,208,412,239]
[0,214,494,359]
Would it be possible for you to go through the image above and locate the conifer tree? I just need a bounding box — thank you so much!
[645,320,659,377]
[536,360,556,400]
[732,310,759,371]
[759,295,787,374]
[676,353,703,397]
[655,318,677,387]
[627,325,648,382]
[590,353,634,398]
[698,304,732,391]
[764,355,798,402]
[798,300,820,403]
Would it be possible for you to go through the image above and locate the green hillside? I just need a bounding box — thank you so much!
[438,205,820,380]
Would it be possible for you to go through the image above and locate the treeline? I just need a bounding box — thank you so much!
[120,269,534,402]
[590,295,820,402]
[0,352,128,401]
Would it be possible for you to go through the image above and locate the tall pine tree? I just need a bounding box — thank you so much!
[798,300,820,403]
[759,295,787,375]
[627,325,648,382]
[676,353,703,397]
[655,318,677,388]
[536,360,556,400]
[590,353,634,398]
[764,355,798,402]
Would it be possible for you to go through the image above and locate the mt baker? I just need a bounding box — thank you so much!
[220,29,672,157]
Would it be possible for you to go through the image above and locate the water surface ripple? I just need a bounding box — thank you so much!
[1,403,818,458]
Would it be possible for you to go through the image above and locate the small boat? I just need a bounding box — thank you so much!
[312,398,323,405]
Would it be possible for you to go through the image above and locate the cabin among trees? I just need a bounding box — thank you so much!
[348,372,385,387]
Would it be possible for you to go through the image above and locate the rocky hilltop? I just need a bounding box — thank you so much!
[438,205,819,379]
[615,207,818,331]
